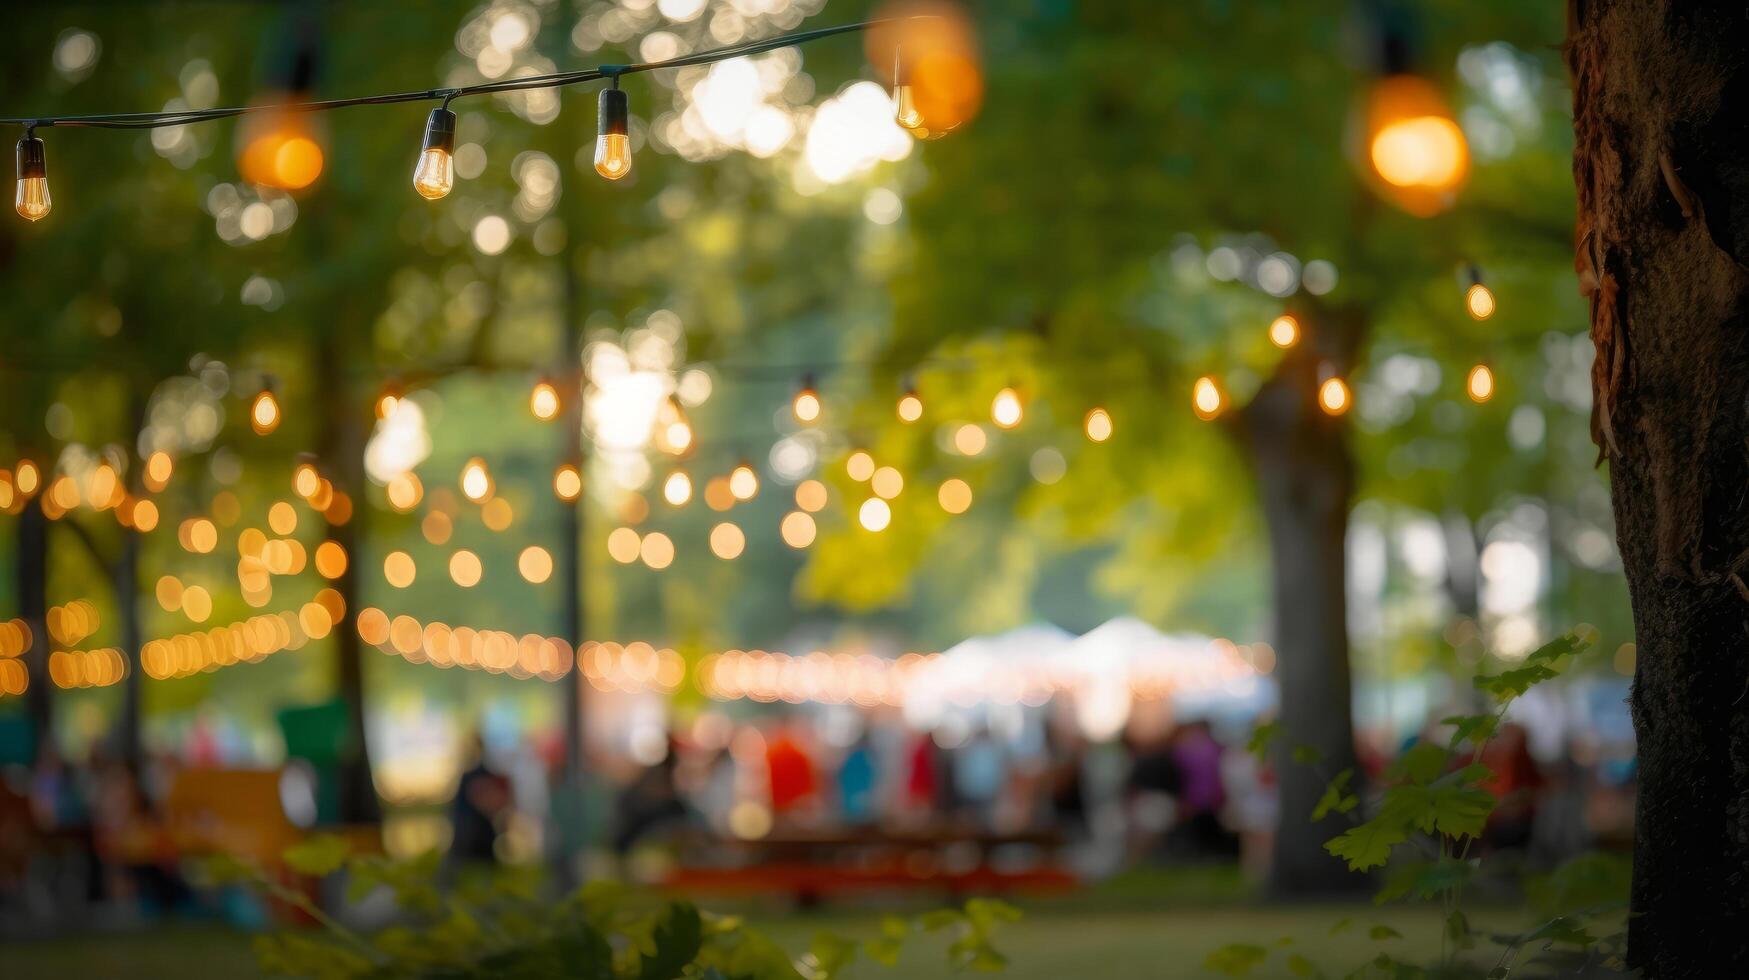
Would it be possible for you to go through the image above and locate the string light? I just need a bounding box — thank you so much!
[710,522,746,560]
[938,478,972,514]
[14,130,49,221]
[1268,314,1299,348]
[518,546,553,584]
[897,385,923,423]
[1318,376,1351,416]
[871,466,904,500]
[780,511,817,548]
[846,450,876,482]
[460,456,493,502]
[411,106,456,200]
[594,80,632,180]
[15,460,40,496]
[1467,364,1495,402]
[1192,376,1224,421]
[375,381,403,419]
[858,497,892,532]
[729,462,759,501]
[1464,267,1496,320]
[250,389,281,434]
[991,386,1023,428]
[5,19,954,222]
[553,463,582,502]
[529,379,561,421]
[662,469,693,506]
[1084,407,1113,442]
[792,376,822,424]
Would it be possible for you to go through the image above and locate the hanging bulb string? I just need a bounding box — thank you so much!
[0,19,898,132]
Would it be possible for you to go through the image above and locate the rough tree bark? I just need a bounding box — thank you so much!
[1239,329,1368,897]
[1569,1,1749,974]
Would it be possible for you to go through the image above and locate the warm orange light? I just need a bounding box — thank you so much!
[871,2,983,140]
[780,511,817,549]
[554,464,583,502]
[1084,408,1113,442]
[145,451,174,491]
[250,390,280,434]
[938,478,972,514]
[795,480,828,513]
[846,451,876,482]
[239,110,325,191]
[663,470,693,506]
[728,463,759,501]
[595,134,632,180]
[530,381,562,421]
[1192,376,1224,420]
[793,387,822,424]
[293,462,321,498]
[15,460,40,496]
[1363,75,1468,215]
[991,387,1023,428]
[709,522,746,560]
[449,549,483,588]
[460,457,493,502]
[1319,377,1351,416]
[1465,283,1496,320]
[518,546,553,584]
[1269,315,1300,348]
[1467,364,1495,403]
[858,498,892,532]
[897,391,923,423]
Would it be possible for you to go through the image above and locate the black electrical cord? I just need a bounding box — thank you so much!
[0,19,891,131]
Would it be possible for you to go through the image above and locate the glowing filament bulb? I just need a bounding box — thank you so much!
[595,87,632,180]
[1465,282,1496,320]
[1192,376,1224,420]
[897,389,923,423]
[1318,377,1351,416]
[412,108,456,200]
[1467,364,1495,403]
[793,384,821,424]
[530,380,561,421]
[294,462,321,499]
[460,457,493,502]
[553,464,582,502]
[1269,315,1299,348]
[251,390,281,434]
[1084,408,1113,442]
[893,83,924,131]
[991,387,1023,428]
[663,470,692,506]
[728,462,759,501]
[15,134,49,222]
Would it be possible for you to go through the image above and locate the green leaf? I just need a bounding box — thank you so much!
[1445,910,1474,952]
[638,902,703,980]
[1291,744,1325,766]
[862,937,903,968]
[1247,721,1281,763]
[1422,776,1496,840]
[1440,714,1498,749]
[1389,743,1448,785]
[1312,769,1360,822]
[1204,943,1269,977]
[283,834,350,877]
[1372,859,1471,906]
[964,897,1022,930]
[1475,663,1560,701]
[1324,819,1408,872]
[807,931,857,980]
[1287,953,1317,977]
[1369,925,1402,941]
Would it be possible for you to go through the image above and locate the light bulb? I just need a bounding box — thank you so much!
[251,390,280,434]
[897,389,923,423]
[461,457,493,502]
[1318,377,1351,416]
[992,387,1023,428]
[15,134,50,222]
[729,462,759,501]
[1269,315,1299,348]
[1084,408,1113,442]
[793,383,821,424]
[530,380,561,420]
[1465,282,1496,320]
[893,83,925,131]
[412,108,457,200]
[1192,376,1224,420]
[595,87,632,180]
[1467,364,1495,402]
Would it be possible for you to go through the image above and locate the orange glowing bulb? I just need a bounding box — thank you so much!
[1318,377,1351,416]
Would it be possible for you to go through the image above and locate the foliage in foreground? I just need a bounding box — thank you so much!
[208,845,1017,980]
[1211,630,1632,979]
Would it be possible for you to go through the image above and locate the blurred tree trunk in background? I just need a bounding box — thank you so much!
[1569,0,1749,972]
[16,501,50,754]
[1239,336,1367,897]
[115,393,147,769]
[318,333,379,825]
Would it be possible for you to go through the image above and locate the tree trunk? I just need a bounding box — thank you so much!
[318,336,379,825]
[1240,350,1367,897]
[1569,1,1749,973]
[16,498,51,753]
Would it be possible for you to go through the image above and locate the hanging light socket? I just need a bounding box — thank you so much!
[412,107,457,200]
[15,131,50,222]
[595,84,632,180]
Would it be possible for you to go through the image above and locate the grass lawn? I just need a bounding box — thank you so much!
[0,871,1515,979]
